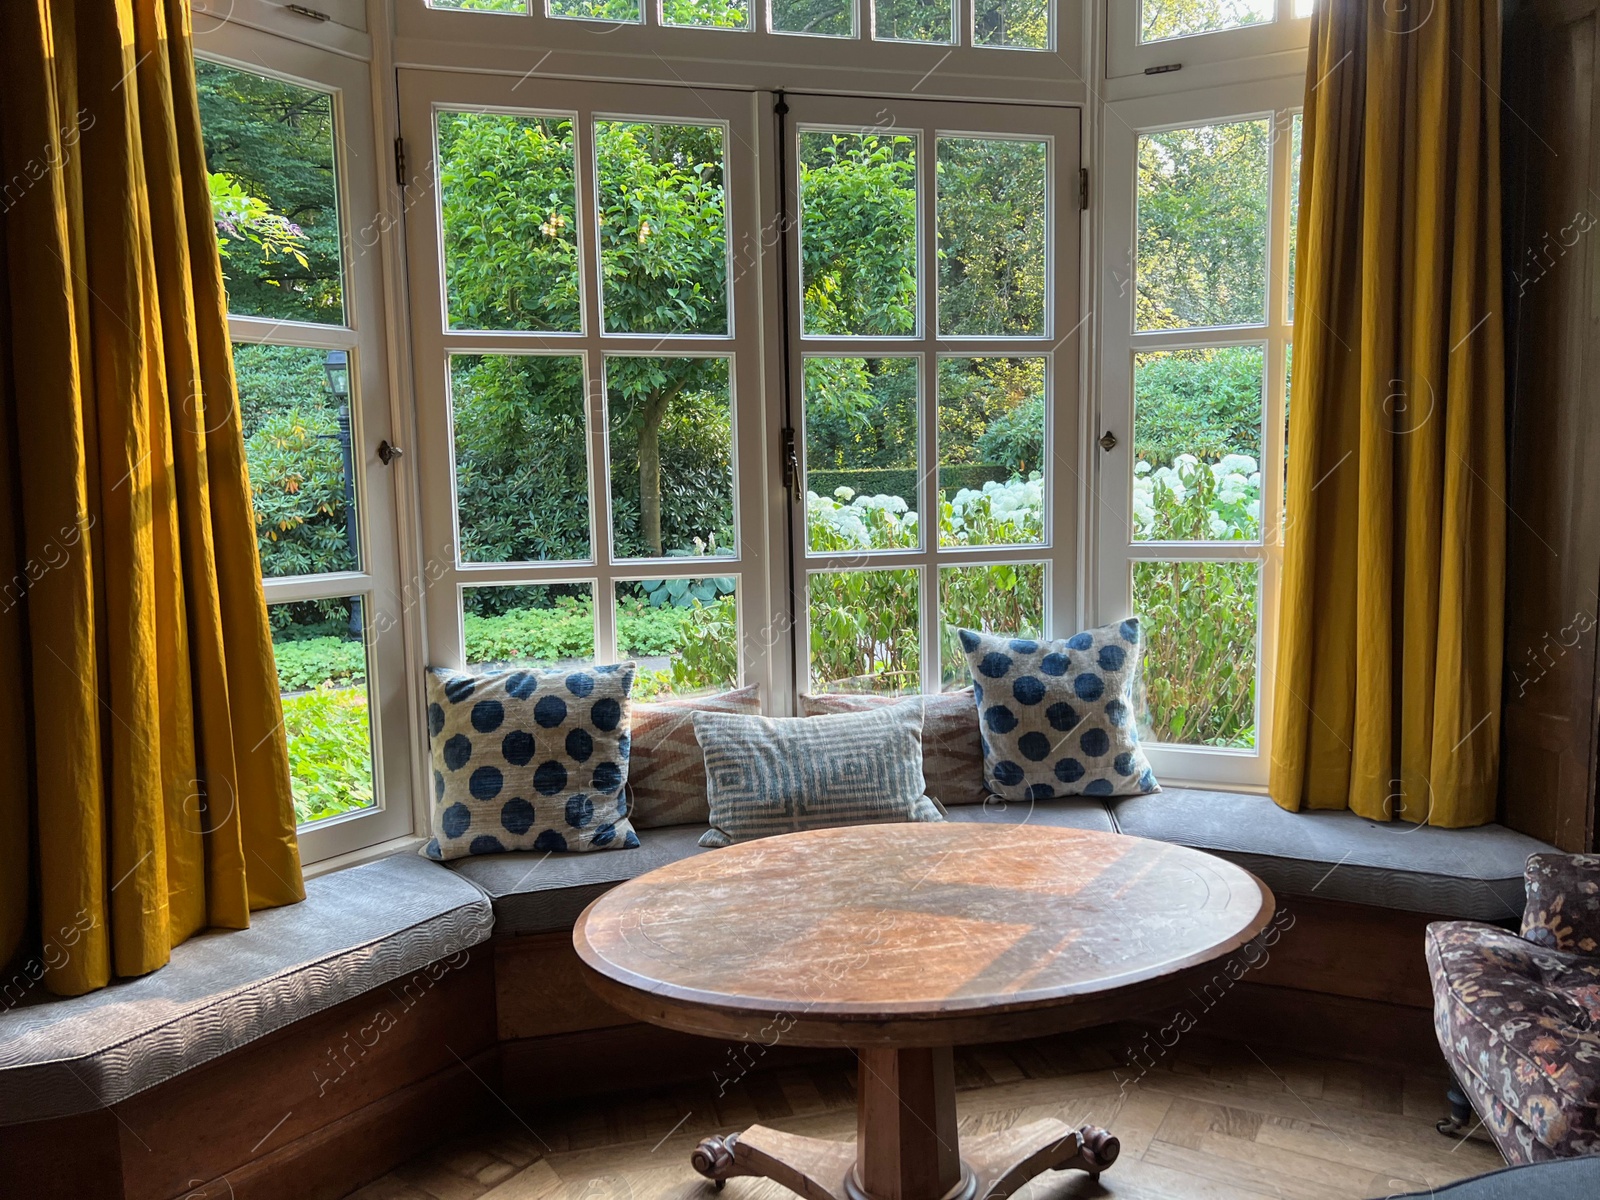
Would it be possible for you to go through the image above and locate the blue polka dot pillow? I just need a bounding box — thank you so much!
[958,622,1159,801]
[422,663,640,861]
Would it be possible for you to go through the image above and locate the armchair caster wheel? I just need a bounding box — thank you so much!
[1436,1080,1474,1139]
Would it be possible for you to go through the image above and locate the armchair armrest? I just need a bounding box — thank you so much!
[1520,853,1600,954]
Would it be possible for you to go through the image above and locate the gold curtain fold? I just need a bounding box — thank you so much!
[0,0,304,998]
[1270,0,1506,826]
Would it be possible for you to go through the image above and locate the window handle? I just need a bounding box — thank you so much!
[1099,430,1118,452]
[378,440,404,466]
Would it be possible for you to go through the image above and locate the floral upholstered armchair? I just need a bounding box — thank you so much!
[1426,853,1600,1163]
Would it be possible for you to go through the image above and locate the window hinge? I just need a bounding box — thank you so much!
[781,427,799,493]
[286,3,331,20]
[394,137,406,187]
[1079,168,1090,212]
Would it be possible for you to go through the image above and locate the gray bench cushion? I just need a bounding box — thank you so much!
[448,823,713,936]
[0,853,491,1126]
[1110,789,1554,919]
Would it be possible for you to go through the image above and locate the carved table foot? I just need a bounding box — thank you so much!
[689,1117,1118,1199]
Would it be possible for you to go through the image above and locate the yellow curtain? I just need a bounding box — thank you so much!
[0,0,304,997]
[1270,0,1506,826]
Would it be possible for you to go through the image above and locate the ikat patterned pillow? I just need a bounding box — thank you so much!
[959,622,1160,801]
[422,663,640,862]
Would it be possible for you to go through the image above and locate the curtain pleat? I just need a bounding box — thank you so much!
[1270,0,1506,827]
[0,0,304,997]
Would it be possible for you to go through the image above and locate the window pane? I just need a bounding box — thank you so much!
[462,583,596,672]
[663,0,751,26]
[1140,0,1273,43]
[938,563,1044,690]
[874,0,953,43]
[804,357,920,553]
[772,0,853,37]
[596,122,728,334]
[270,598,374,826]
[1288,112,1303,322]
[237,345,361,578]
[937,137,1048,337]
[1133,560,1258,748]
[1132,347,1264,542]
[617,578,738,700]
[196,60,344,325]
[438,112,580,332]
[937,358,1045,548]
[1295,0,1313,15]
[548,0,643,20]
[607,357,734,559]
[428,0,527,10]
[1137,120,1270,331]
[449,354,589,563]
[974,0,1048,48]
[808,569,920,695]
[799,131,917,336]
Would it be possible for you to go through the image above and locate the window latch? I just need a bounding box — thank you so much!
[1099,430,1118,452]
[781,427,799,493]
[378,440,404,466]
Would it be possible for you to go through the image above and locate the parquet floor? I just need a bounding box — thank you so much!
[347,1028,1503,1200]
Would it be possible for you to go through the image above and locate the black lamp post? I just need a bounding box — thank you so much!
[323,350,362,637]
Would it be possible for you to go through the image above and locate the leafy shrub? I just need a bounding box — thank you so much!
[273,635,366,692]
[282,686,373,825]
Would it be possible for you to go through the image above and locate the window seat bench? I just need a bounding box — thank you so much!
[0,789,1558,1199]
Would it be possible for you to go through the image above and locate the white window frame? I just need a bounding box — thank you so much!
[397,72,779,703]
[1095,74,1304,788]
[782,93,1083,698]
[1106,0,1311,79]
[193,21,420,865]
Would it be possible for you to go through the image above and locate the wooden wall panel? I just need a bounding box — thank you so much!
[1248,897,1440,1009]
[493,932,632,1041]
[1500,0,1600,852]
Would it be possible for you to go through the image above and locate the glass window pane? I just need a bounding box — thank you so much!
[799,131,917,336]
[1137,120,1270,331]
[874,0,953,43]
[772,0,853,37]
[1288,112,1303,322]
[617,578,739,700]
[238,344,361,578]
[196,60,344,325]
[607,357,734,559]
[937,357,1045,548]
[450,354,589,563]
[1295,0,1313,15]
[808,568,920,695]
[1133,560,1259,748]
[1132,347,1264,543]
[938,563,1044,690]
[438,111,580,333]
[663,0,751,26]
[974,0,1048,49]
[270,598,374,826]
[428,0,527,10]
[1140,0,1273,43]
[462,583,596,672]
[548,0,643,20]
[596,122,728,335]
[937,137,1048,337]
[804,357,920,553]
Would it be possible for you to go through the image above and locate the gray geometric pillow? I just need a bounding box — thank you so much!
[691,700,943,847]
[959,622,1159,801]
[422,663,640,861]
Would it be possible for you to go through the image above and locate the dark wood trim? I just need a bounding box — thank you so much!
[1248,895,1441,1008]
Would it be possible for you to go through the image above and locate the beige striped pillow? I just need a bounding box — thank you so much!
[799,690,986,806]
[625,686,762,828]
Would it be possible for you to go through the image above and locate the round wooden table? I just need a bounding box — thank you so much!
[573,822,1275,1200]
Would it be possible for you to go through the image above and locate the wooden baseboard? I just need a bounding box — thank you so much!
[501,1022,852,1105]
[1186,982,1445,1072]
[1249,896,1442,1009]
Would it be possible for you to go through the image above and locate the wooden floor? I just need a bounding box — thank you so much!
[347,1028,1503,1200]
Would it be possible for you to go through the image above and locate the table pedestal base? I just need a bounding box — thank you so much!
[690,1046,1119,1200]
